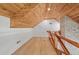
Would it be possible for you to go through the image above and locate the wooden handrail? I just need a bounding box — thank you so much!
[54,32,70,55]
[47,31,55,45]
[46,31,79,55]
[61,36,79,48]
[56,32,79,48]
[47,31,70,55]
[47,31,79,55]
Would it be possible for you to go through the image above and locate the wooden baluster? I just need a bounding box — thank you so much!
[47,31,60,55]
[54,32,70,55]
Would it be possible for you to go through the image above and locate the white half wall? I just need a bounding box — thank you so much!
[33,20,60,37]
[0,28,33,55]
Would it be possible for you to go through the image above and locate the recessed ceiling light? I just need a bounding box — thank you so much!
[48,8,50,11]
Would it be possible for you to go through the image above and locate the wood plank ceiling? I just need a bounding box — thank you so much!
[0,3,79,28]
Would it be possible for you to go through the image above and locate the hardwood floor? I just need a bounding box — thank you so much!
[13,37,57,55]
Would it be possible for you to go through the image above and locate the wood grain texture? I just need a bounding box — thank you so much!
[13,37,57,55]
[0,3,79,27]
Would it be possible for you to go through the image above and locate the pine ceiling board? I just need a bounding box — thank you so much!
[14,3,38,12]
[31,4,46,25]
[10,3,40,28]
[11,13,25,19]
[45,3,79,23]
[43,4,55,19]
[15,3,25,9]
[0,4,17,13]
[71,13,79,19]
[22,4,44,25]
[0,7,11,17]
[11,19,33,28]
[0,3,79,27]
[59,4,78,16]
[11,3,38,19]
[68,8,79,17]
[9,4,21,11]
[0,3,38,17]
[67,6,79,16]
[53,3,66,12]
[42,4,66,21]
[60,4,73,13]
[10,4,45,28]
[44,4,61,20]
[15,3,37,10]
[0,12,9,17]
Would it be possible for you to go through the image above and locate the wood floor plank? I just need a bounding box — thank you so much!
[13,37,57,55]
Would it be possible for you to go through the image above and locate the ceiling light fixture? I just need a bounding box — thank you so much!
[48,8,50,11]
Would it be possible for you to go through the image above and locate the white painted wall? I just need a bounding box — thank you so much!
[0,28,33,55]
[33,20,60,37]
[0,16,10,28]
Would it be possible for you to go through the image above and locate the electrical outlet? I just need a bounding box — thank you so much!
[17,40,21,44]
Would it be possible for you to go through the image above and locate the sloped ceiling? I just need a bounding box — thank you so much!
[0,3,79,28]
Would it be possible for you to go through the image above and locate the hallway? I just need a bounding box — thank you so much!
[13,37,57,55]
[0,3,79,55]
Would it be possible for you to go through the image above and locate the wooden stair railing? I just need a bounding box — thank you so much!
[47,31,70,55]
[47,31,58,54]
[55,32,79,48]
[54,32,70,55]
[47,31,79,55]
